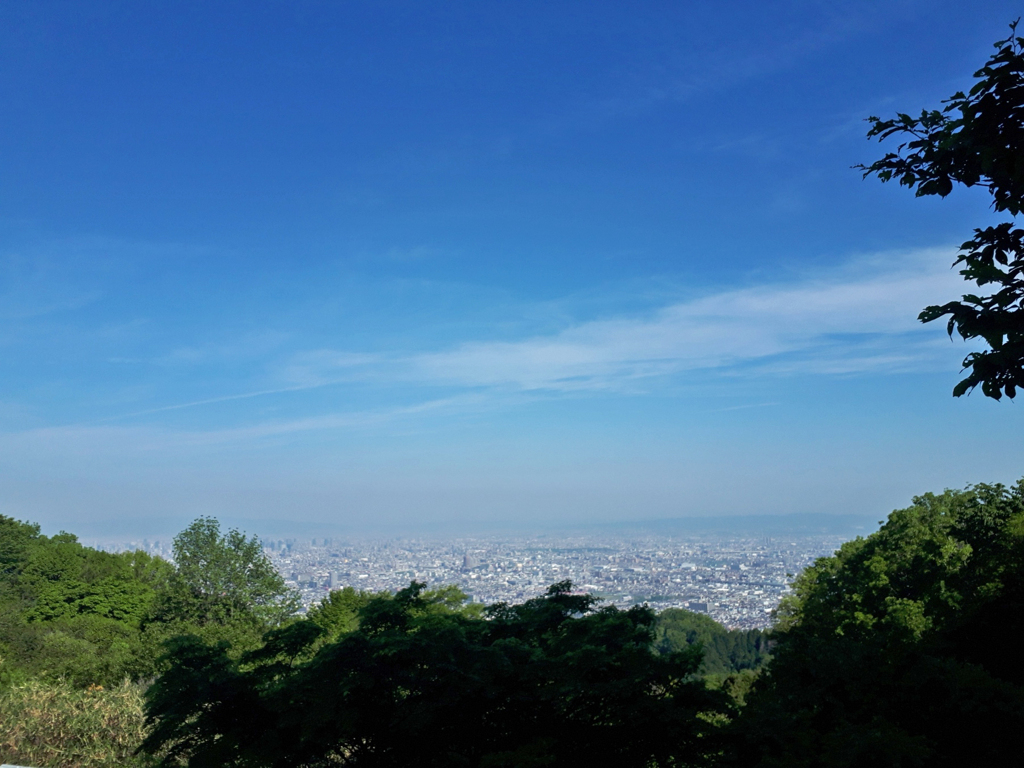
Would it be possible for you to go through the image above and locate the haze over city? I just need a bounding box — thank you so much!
[2,1,1022,539]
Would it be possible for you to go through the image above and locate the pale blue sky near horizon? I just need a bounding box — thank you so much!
[1,1,1022,538]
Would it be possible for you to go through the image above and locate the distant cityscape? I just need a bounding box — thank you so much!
[105,531,850,630]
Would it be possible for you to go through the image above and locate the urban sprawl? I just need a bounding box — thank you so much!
[112,533,846,630]
[279,535,846,630]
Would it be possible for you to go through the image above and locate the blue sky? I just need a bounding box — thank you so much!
[1,1,1022,537]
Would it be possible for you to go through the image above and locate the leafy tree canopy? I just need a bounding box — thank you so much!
[859,22,1024,398]
[141,581,729,768]
[734,479,1024,768]
[153,517,297,635]
[0,517,176,686]
[0,515,298,688]
[654,608,771,677]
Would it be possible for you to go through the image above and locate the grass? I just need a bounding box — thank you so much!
[0,678,151,768]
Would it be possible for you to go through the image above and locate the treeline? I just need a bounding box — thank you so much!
[0,514,763,690]
[0,512,761,767]
[3,478,1024,766]
[135,478,1023,767]
[733,479,1024,767]
[0,516,298,767]
[5,475,1024,767]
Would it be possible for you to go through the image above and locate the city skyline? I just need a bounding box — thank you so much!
[94,527,850,630]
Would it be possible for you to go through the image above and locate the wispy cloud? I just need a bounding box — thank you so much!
[295,247,967,393]
[11,395,488,455]
[154,331,292,368]
[93,384,326,422]
[0,252,103,322]
[83,246,970,435]
[180,395,480,445]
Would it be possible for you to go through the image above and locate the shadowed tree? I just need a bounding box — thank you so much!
[140,581,730,768]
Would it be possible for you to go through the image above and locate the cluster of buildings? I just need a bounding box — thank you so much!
[91,528,851,630]
[266,532,847,630]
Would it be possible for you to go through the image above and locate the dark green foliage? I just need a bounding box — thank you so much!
[141,581,729,768]
[654,609,770,676]
[858,22,1024,214]
[918,222,1024,398]
[733,480,1024,767]
[707,669,759,708]
[858,22,1024,398]
[0,515,40,578]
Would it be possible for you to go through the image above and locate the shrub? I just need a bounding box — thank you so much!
[0,677,150,768]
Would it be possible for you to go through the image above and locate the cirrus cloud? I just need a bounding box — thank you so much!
[292,247,970,393]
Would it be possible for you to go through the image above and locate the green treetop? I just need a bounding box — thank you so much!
[733,479,1024,767]
[156,517,298,632]
[141,581,729,768]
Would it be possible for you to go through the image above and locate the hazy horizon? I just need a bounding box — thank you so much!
[48,508,883,546]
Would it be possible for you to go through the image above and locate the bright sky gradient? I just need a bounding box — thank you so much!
[2,1,1022,537]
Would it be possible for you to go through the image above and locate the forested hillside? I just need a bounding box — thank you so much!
[0,516,296,689]
[654,609,770,676]
[732,479,1024,767]
[0,515,299,768]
